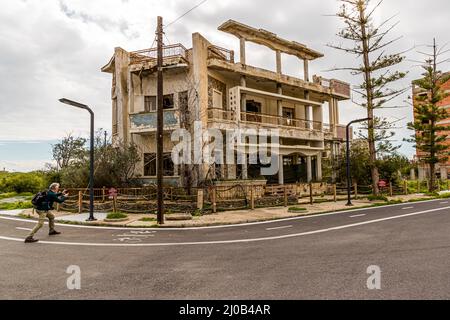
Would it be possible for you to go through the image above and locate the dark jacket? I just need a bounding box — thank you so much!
[36,190,67,211]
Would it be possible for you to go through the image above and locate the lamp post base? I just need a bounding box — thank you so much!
[346,202,354,207]
[86,217,97,222]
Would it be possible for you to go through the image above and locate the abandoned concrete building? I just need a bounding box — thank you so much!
[101,20,351,186]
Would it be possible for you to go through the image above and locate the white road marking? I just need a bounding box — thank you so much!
[440,201,449,204]
[0,198,444,231]
[266,225,293,231]
[402,207,414,210]
[0,205,448,247]
[114,234,155,238]
[15,227,32,231]
[349,214,366,218]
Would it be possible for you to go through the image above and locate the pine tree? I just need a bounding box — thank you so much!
[406,39,450,192]
[329,0,407,195]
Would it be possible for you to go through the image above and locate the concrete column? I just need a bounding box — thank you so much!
[440,167,447,181]
[227,164,237,180]
[278,155,284,185]
[307,156,313,183]
[304,59,309,82]
[240,37,246,65]
[305,91,312,130]
[277,84,283,118]
[241,77,247,115]
[316,153,323,182]
[410,168,416,181]
[276,50,282,74]
[242,154,248,180]
[334,98,340,125]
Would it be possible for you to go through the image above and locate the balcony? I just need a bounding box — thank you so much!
[207,108,324,140]
[130,110,180,134]
[207,45,235,63]
[129,44,189,72]
[240,112,323,131]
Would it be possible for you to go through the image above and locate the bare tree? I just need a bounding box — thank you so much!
[329,0,407,195]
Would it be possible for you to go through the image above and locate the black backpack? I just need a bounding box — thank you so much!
[31,190,48,208]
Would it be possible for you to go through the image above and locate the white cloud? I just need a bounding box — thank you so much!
[0,0,449,159]
[0,160,54,173]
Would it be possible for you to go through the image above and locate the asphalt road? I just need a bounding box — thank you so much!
[0,199,449,300]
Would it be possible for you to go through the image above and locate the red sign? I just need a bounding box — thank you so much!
[378,180,387,188]
[108,188,118,199]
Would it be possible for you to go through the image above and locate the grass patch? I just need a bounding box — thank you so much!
[106,212,128,220]
[139,217,157,222]
[192,209,204,217]
[288,207,308,212]
[0,201,33,210]
[0,192,33,200]
[367,195,389,202]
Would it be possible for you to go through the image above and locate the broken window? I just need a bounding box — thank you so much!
[144,153,175,177]
[163,94,174,109]
[144,96,157,112]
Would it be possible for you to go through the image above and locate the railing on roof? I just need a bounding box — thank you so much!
[130,44,188,64]
[207,45,235,63]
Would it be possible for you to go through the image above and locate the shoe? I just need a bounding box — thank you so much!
[24,237,39,243]
[49,230,61,236]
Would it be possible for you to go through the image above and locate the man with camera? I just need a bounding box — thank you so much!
[25,183,69,243]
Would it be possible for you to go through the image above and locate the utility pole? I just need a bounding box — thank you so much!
[104,130,107,148]
[156,16,165,225]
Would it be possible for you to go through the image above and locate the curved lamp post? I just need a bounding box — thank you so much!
[59,98,97,221]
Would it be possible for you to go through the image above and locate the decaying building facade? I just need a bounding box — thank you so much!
[101,20,351,186]
[413,74,450,180]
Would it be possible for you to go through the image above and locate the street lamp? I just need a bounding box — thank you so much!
[59,98,97,221]
[346,117,372,206]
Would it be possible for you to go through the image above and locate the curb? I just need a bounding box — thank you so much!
[8,196,439,229]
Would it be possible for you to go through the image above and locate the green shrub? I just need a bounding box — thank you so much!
[0,201,33,210]
[367,195,388,202]
[0,192,18,200]
[439,193,450,199]
[0,173,45,194]
[106,212,128,220]
[192,209,203,217]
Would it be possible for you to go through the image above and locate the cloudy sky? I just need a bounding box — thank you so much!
[0,0,449,171]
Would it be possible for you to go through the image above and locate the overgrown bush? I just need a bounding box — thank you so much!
[0,173,45,194]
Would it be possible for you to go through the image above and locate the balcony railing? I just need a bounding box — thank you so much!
[241,112,323,131]
[207,109,323,131]
[207,45,235,63]
[130,44,188,65]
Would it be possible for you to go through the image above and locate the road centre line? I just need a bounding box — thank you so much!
[0,205,449,247]
[349,214,366,218]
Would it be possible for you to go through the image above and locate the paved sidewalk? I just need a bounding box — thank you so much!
[1,194,434,228]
